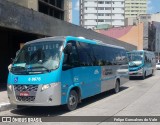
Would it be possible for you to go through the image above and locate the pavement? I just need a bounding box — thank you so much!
[0,85,16,112]
[0,71,160,125]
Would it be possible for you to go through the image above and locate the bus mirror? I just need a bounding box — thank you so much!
[10,58,14,63]
[63,43,72,54]
[16,50,20,56]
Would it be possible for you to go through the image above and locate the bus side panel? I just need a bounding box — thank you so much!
[101,64,129,92]
[101,66,116,92]
[117,65,129,86]
[72,66,101,99]
[61,66,101,104]
[61,70,73,105]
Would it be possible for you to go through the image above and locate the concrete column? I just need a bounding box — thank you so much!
[28,0,38,11]
[7,0,38,11]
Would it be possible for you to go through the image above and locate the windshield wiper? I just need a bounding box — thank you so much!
[11,66,28,74]
[11,66,26,71]
[30,66,51,72]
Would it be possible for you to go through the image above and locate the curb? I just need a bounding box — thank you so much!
[0,103,16,112]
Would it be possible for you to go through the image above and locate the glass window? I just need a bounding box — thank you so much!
[63,41,79,67]
[77,42,94,66]
[12,41,63,74]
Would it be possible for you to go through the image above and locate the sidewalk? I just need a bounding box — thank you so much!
[0,86,8,103]
[0,85,16,112]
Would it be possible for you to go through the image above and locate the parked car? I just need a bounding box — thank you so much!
[156,63,160,70]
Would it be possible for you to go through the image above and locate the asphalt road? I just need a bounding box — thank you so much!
[1,70,160,125]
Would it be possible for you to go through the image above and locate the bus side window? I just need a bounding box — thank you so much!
[63,41,79,70]
[77,42,94,66]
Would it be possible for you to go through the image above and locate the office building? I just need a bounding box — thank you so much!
[7,0,72,22]
[80,0,125,29]
[125,0,147,18]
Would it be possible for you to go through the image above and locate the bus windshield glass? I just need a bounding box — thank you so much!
[128,52,144,67]
[11,41,64,74]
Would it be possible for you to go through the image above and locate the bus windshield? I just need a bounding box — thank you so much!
[128,52,144,67]
[128,52,143,62]
[11,41,63,74]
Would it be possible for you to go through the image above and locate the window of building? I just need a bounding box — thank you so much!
[98,13,104,16]
[105,13,111,16]
[98,7,105,10]
[98,1,104,4]
[98,19,104,22]
[105,19,112,22]
[105,7,111,10]
[105,1,111,4]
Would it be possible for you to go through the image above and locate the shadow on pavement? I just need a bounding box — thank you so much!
[129,74,153,80]
[0,84,7,92]
[11,86,128,117]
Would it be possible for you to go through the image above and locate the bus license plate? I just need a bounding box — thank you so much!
[19,92,29,96]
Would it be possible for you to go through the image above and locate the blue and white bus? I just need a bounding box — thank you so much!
[127,50,156,80]
[7,36,128,111]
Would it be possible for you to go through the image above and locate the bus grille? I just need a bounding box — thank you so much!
[16,96,35,102]
[14,85,38,92]
[14,85,38,102]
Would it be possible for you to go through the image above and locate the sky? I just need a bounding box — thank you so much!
[72,0,160,25]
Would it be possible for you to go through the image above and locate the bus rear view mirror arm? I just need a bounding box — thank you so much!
[10,58,14,64]
[16,50,20,56]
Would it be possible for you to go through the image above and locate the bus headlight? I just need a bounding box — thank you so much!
[7,84,12,92]
[41,82,60,91]
[41,84,50,91]
[138,68,143,74]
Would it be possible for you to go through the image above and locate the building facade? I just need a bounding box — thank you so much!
[125,13,160,50]
[80,0,125,29]
[64,0,72,23]
[151,13,160,22]
[7,0,72,22]
[96,23,144,50]
[125,0,147,18]
[149,22,160,62]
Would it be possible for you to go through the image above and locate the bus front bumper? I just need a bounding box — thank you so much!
[7,83,61,106]
[129,70,143,76]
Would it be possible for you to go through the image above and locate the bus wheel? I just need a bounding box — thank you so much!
[129,76,132,80]
[66,90,78,111]
[114,80,120,93]
[151,70,154,76]
[142,72,146,80]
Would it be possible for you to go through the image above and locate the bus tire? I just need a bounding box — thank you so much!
[151,70,154,76]
[66,90,78,111]
[114,80,120,93]
[129,76,132,80]
[142,72,146,80]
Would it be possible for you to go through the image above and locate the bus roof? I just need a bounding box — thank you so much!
[25,36,125,50]
[127,50,154,54]
[66,36,125,49]
[25,36,66,45]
